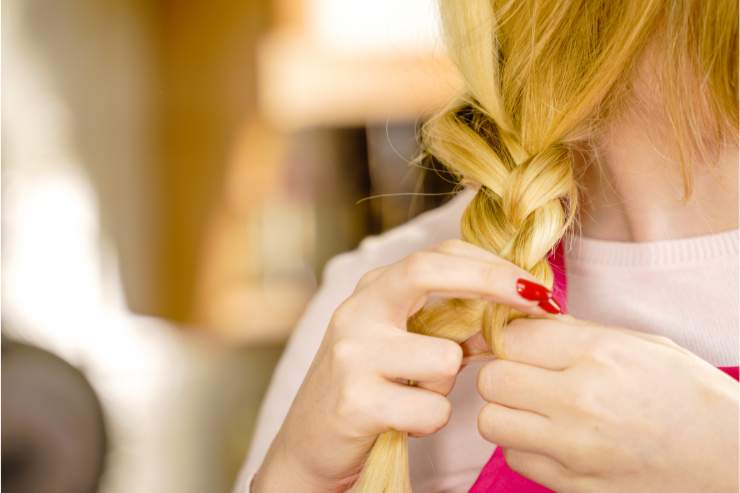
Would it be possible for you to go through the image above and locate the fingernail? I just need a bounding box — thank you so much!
[516,278,550,302]
[538,297,561,314]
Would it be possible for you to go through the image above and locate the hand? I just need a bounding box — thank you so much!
[475,316,739,492]
[252,240,556,492]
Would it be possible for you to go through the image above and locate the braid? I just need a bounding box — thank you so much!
[413,102,577,355]
[356,97,578,493]
[355,0,735,489]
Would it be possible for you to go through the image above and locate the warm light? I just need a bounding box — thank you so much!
[307,0,444,55]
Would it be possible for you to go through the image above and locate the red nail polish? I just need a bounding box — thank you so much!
[516,278,550,302]
[539,297,561,314]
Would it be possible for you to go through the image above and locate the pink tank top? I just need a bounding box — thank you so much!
[468,243,740,493]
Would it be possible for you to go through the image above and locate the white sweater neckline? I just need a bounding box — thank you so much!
[566,229,738,267]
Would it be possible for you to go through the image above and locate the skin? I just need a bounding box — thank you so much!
[253,240,557,492]
[254,239,739,493]
[476,84,740,488]
[474,317,739,493]
[474,46,740,491]
[253,47,739,493]
[577,35,738,243]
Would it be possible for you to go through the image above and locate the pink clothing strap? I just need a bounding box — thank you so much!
[548,241,568,315]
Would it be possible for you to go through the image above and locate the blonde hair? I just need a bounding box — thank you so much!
[355,0,738,491]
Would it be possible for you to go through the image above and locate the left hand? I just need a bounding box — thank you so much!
[472,315,739,493]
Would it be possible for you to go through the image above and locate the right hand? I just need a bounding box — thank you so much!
[252,239,556,492]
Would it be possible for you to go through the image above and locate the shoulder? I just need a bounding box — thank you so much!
[323,189,474,286]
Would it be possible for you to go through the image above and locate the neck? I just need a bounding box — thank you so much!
[577,115,739,242]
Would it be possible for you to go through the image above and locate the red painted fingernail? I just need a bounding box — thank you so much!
[516,278,550,302]
[539,297,561,314]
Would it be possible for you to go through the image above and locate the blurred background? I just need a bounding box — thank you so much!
[1,1,462,491]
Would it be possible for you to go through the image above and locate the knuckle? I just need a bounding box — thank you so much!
[403,252,433,284]
[589,334,629,367]
[480,262,503,287]
[330,339,359,369]
[356,268,381,289]
[331,299,358,329]
[566,376,602,416]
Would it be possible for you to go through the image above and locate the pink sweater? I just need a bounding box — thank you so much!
[235,190,739,492]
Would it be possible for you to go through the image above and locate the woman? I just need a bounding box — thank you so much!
[238,0,738,491]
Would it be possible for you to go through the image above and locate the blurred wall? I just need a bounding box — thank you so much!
[4,0,275,326]
[3,0,160,313]
[2,2,280,491]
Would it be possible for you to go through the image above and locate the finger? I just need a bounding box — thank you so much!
[367,329,463,383]
[372,383,452,436]
[501,317,687,370]
[478,402,558,455]
[365,251,552,325]
[434,240,563,315]
[477,360,560,414]
[501,317,590,370]
[502,448,572,492]
[362,240,507,299]
[416,373,457,396]
[554,314,682,350]
[432,239,508,264]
